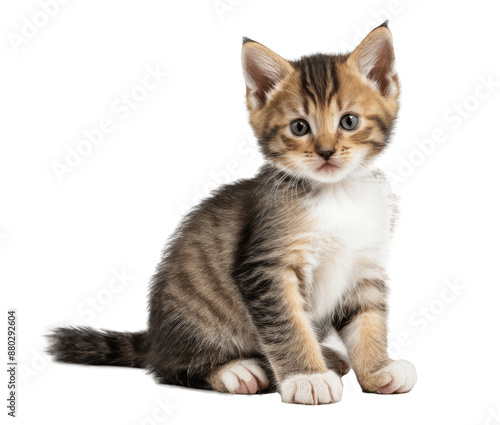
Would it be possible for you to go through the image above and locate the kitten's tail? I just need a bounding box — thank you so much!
[46,326,148,368]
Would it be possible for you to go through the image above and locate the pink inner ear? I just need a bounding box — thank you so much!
[246,55,276,105]
[367,40,393,95]
[359,37,394,96]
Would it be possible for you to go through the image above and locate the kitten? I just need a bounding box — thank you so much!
[48,21,417,405]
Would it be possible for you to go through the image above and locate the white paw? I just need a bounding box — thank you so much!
[280,370,343,405]
[375,360,417,394]
[217,359,269,394]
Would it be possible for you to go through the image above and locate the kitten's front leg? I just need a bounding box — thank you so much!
[339,279,417,394]
[236,266,342,405]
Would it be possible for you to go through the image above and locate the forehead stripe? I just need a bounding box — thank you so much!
[299,62,317,107]
[295,55,342,108]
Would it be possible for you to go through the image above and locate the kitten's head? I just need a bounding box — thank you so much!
[242,22,399,183]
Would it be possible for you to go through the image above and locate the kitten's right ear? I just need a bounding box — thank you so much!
[241,39,293,109]
[347,22,397,97]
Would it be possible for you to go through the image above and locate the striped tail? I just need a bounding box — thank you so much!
[47,326,148,368]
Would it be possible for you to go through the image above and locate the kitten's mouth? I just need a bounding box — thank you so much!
[317,161,340,173]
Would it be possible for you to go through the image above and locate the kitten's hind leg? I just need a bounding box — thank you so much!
[206,358,270,394]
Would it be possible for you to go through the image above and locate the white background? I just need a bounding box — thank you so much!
[2,0,500,424]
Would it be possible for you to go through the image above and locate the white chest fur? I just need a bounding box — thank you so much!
[300,170,392,320]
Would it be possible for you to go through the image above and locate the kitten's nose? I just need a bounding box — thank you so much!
[315,148,336,161]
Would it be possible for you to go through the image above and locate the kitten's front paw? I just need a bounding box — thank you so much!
[280,370,342,405]
[361,360,417,394]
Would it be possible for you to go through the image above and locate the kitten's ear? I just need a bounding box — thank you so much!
[347,21,397,97]
[242,38,293,109]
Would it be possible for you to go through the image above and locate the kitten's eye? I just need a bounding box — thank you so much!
[290,119,310,136]
[340,114,359,131]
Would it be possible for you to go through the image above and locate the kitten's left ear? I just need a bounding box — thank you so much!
[241,38,293,109]
[347,21,398,97]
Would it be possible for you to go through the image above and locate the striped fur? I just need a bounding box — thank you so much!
[48,327,147,368]
[47,22,416,404]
